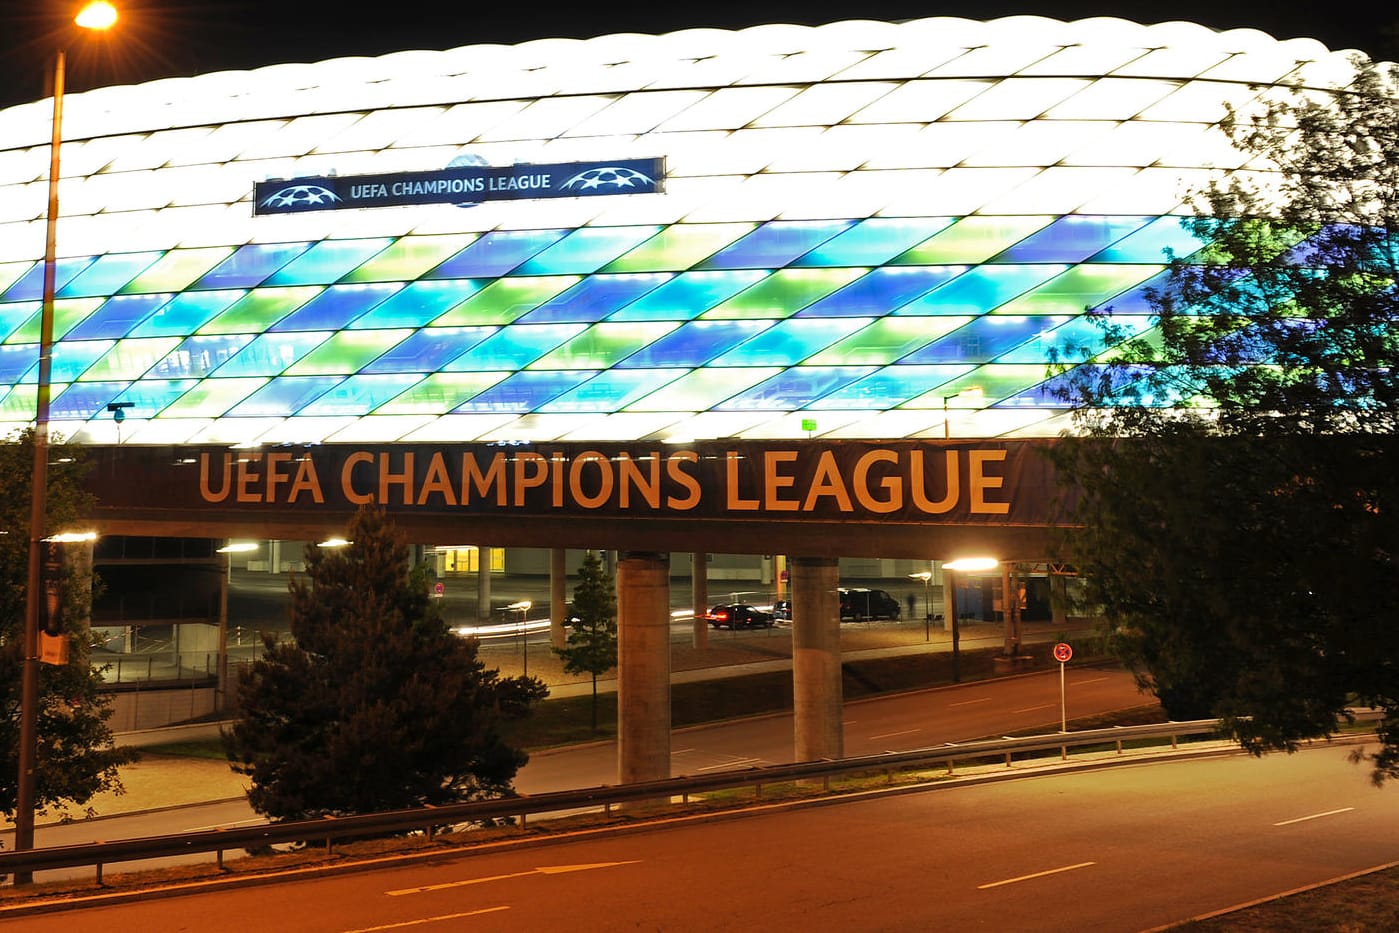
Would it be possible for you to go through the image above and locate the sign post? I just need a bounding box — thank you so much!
[1052,642,1073,732]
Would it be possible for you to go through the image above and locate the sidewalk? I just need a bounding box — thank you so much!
[6,617,1089,829]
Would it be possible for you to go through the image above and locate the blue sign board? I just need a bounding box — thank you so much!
[254,157,665,215]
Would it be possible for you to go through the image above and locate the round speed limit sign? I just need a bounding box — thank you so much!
[1052,642,1073,663]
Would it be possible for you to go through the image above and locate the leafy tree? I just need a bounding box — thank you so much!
[1050,59,1399,781]
[553,550,617,732]
[0,430,136,821]
[224,507,547,820]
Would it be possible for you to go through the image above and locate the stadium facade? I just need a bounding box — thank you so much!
[0,17,1371,742]
[0,15,1365,447]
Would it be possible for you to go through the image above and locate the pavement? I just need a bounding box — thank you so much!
[6,616,1089,831]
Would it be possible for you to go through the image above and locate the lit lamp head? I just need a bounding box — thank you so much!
[75,2,119,31]
[943,557,999,573]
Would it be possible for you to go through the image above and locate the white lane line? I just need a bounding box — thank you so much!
[947,697,992,708]
[1071,676,1108,686]
[1274,807,1355,826]
[182,818,266,831]
[978,861,1096,890]
[868,729,919,740]
[1013,704,1055,713]
[346,906,510,930]
[671,748,695,756]
[694,758,763,772]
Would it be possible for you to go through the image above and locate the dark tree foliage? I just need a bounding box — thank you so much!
[224,507,547,820]
[1050,60,1399,781]
[553,550,617,732]
[0,430,136,820]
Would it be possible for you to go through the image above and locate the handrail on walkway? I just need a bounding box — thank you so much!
[0,718,1246,885]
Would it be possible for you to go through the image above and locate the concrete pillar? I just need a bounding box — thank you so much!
[617,551,671,784]
[790,555,842,762]
[476,546,492,622]
[550,547,567,648]
[691,552,708,649]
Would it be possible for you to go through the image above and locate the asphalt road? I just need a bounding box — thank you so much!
[13,744,1395,932]
[4,667,1149,884]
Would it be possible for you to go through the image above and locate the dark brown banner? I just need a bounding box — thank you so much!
[87,439,1061,526]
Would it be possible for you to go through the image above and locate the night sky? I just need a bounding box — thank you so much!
[1,2,1395,111]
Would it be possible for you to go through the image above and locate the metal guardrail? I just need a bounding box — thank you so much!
[1,719,1231,885]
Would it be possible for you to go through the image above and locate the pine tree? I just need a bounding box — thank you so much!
[553,550,617,732]
[0,430,136,821]
[223,507,547,820]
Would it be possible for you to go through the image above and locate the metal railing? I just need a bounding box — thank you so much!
[1,719,1233,885]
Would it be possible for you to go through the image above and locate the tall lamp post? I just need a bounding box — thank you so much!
[509,600,532,676]
[14,2,119,885]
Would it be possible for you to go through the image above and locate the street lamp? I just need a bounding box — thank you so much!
[15,1,119,885]
[508,600,532,676]
[941,387,984,439]
[907,571,933,641]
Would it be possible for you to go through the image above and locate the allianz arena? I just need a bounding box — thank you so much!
[0,15,1369,447]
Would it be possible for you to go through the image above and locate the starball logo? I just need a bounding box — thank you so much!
[259,184,342,210]
[560,166,657,191]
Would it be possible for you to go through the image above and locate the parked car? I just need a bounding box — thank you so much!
[705,603,775,629]
[771,599,792,621]
[839,587,901,622]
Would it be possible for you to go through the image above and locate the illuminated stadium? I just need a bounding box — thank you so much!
[0,15,1368,447]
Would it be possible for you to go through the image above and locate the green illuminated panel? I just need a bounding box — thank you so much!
[993,264,1163,315]
[603,223,756,273]
[119,247,234,295]
[530,322,681,370]
[76,337,183,381]
[0,384,41,420]
[899,365,1047,408]
[433,277,579,326]
[157,377,267,417]
[701,269,864,320]
[374,372,508,414]
[805,317,971,365]
[285,329,414,375]
[5,298,104,344]
[197,287,324,335]
[894,217,1055,265]
[340,235,478,284]
[625,367,783,411]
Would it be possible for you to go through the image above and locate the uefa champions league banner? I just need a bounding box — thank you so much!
[253,157,666,214]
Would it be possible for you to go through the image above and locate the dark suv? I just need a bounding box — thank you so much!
[839,587,901,621]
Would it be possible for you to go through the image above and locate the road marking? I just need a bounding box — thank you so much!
[868,729,919,740]
[671,747,695,756]
[1071,676,1108,686]
[1273,807,1355,826]
[947,697,992,708]
[695,757,762,772]
[388,861,639,896]
[1012,704,1055,713]
[347,906,510,930]
[978,861,1096,889]
[181,817,266,831]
